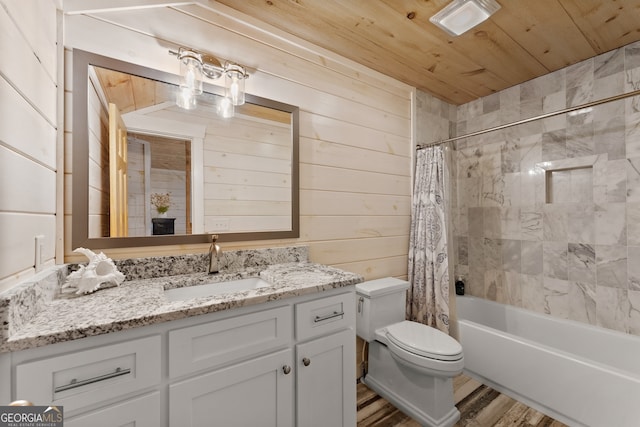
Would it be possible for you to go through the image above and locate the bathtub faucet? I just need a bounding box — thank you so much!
[208,234,222,274]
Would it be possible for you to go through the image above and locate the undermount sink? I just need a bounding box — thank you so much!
[164,277,272,301]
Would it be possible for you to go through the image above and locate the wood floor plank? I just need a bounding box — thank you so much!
[526,407,549,426]
[357,382,382,409]
[394,418,421,427]
[473,393,519,427]
[453,373,471,389]
[458,385,502,422]
[357,374,568,427]
[492,401,530,427]
[357,398,391,423]
[375,409,415,427]
[359,401,403,426]
[454,376,483,404]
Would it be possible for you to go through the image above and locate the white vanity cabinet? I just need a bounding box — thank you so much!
[4,286,356,426]
[295,292,357,427]
[168,290,356,427]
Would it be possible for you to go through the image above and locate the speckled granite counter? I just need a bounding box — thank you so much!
[0,246,363,353]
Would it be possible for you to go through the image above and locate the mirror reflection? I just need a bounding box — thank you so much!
[72,50,299,249]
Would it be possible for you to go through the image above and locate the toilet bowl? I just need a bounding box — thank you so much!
[378,320,464,377]
[356,278,463,427]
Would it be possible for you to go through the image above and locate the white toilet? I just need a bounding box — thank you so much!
[356,277,464,427]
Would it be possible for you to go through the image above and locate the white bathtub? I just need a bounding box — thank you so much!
[455,296,640,427]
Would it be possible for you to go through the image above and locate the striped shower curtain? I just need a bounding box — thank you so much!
[407,145,450,333]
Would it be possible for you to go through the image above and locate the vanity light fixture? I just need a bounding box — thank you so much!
[169,47,249,116]
[217,96,234,118]
[177,48,204,96]
[224,63,247,106]
[176,86,198,110]
[429,0,501,37]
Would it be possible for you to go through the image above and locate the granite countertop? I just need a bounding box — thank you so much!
[0,247,364,353]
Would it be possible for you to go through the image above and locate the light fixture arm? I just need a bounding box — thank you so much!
[169,47,248,82]
[201,55,224,79]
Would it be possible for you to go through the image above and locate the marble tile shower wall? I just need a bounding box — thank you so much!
[452,40,640,336]
[415,90,457,146]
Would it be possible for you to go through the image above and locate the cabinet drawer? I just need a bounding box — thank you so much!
[15,335,161,413]
[65,391,160,427]
[169,306,292,379]
[295,292,354,341]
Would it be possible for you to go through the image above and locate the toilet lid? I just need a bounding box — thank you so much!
[385,321,462,361]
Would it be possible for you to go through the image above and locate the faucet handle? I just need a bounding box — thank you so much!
[209,234,219,243]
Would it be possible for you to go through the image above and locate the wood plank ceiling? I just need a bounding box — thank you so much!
[215,0,640,105]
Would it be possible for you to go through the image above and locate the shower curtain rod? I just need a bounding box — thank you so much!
[416,87,640,150]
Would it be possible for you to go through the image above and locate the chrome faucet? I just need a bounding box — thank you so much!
[208,234,222,274]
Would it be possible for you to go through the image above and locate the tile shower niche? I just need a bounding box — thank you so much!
[538,155,600,204]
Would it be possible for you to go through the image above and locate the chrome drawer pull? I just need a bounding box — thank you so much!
[314,311,344,323]
[54,367,131,393]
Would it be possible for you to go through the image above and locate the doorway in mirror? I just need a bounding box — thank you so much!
[126,132,190,237]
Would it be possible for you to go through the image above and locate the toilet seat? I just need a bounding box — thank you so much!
[385,321,462,361]
[378,321,464,376]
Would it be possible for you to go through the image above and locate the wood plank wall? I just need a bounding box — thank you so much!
[201,112,292,234]
[63,3,414,283]
[0,1,58,292]
[86,75,110,238]
[140,105,293,234]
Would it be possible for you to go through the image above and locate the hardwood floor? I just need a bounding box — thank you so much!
[357,374,568,427]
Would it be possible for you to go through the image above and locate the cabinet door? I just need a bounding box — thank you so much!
[296,329,356,427]
[64,391,160,427]
[170,349,294,427]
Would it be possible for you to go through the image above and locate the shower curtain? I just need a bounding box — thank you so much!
[407,145,450,333]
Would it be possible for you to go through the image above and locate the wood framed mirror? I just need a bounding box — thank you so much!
[71,49,299,249]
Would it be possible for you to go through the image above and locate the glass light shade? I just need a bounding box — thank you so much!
[218,96,234,118]
[176,87,197,110]
[430,0,501,36]
[179,53,203,95]
[225,64,246,106]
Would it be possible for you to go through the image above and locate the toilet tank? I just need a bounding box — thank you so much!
[355,277,410,342]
